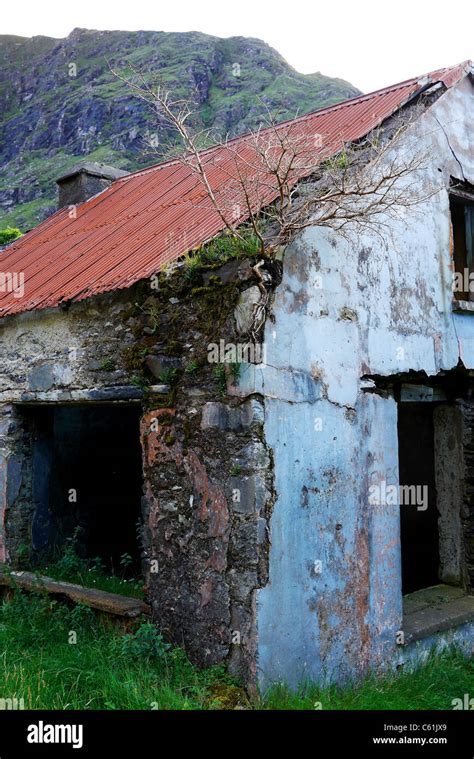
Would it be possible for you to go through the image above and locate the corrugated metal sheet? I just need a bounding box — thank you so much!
[0,61,469,319]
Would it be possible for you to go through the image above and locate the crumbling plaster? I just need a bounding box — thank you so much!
[0,75,472,692]
[249,75,474,689]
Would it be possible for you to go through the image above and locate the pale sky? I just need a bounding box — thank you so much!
[2,0,473,93]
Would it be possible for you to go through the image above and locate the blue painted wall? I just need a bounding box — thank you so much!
[253,76,474,689]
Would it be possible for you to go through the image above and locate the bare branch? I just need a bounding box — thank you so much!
[114,69,436,335]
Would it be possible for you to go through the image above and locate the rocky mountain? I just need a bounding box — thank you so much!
[0,28,360,229]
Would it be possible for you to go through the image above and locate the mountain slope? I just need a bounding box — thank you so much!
[0,28,360,229]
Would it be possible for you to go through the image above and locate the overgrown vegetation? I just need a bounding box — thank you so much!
[185,360,199,378]
[181,227,263,280]
[35,530,143,599]
[0,226,22,245]
[158,367,178,385]
[123,223,265,394]
[212,364,227,396]
[0,590,238,709]
[99,357,116,372]
[0,589,471,709]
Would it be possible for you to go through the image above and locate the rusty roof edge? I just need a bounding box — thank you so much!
[396,79,448,112]
[0,60,471,321]
[116,61,471,183]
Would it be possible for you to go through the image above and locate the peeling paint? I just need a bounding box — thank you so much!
[256,76,474,689]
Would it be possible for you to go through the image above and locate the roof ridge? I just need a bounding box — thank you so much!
[1,59,470,319]
[118,60,470,183]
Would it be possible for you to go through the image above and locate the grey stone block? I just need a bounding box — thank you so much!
[146,355,182,378]
[234,286,261,335]
[29,364,55,391]
[201,399,264,432]
[229,569,258,603]
[230,521,259,566]
[236,441,270,470]
[202,260,254,286]
[257,518,267,544]
[229,475,269,514]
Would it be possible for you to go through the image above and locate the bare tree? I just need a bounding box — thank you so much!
[113,66,434,253]
[112,66,436,338]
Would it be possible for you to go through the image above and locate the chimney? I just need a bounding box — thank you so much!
[56,162,129,208]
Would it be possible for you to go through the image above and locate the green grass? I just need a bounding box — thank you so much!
[261,652,474,710]
[182,226,263,279]
[40,562,144,599]
[0,589,472,710]
[31,534,144,599]
[0,591,238,709]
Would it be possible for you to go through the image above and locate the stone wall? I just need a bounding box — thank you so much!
[459,393,474,591]
[130,258,278,684]
[0,404,34,564]
[0,288,140,401]
[0,253,278,687]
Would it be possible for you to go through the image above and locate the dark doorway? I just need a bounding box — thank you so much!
[398,403,440,593]
[25,404,143,573]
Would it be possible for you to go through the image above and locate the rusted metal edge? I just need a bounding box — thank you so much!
[0,62,467,320]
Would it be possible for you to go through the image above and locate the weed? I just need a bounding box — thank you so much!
[158,367,178,384]
[99,358,116,371]
[182,251,202,281]
[119,553,133,572]
[229,362,242,382]
[36,530,143,599]
[185,360,199,377]
[212,364,227,395]
[135,300,161,334]
[120,623,171,660]
[130,373,148,389]
[16,543,30,569]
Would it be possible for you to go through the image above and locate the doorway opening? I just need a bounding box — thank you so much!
[397,402,440,594]
[23,404,143,575]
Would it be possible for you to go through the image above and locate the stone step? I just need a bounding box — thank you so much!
[403,584,474,643]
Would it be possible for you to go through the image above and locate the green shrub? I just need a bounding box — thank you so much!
[37,529,143,599]
[120,622,171,660]
[158,367,178,384]
[99,358,116,371]
[0,227,22,245]
[185,360,199,377]
[212,364,227,395]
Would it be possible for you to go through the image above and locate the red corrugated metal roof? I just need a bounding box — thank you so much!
[0,61,470,319]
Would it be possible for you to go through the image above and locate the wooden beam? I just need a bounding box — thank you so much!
[0,569,150,619]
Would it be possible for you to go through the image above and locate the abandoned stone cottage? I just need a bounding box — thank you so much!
[0,61,473,690]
